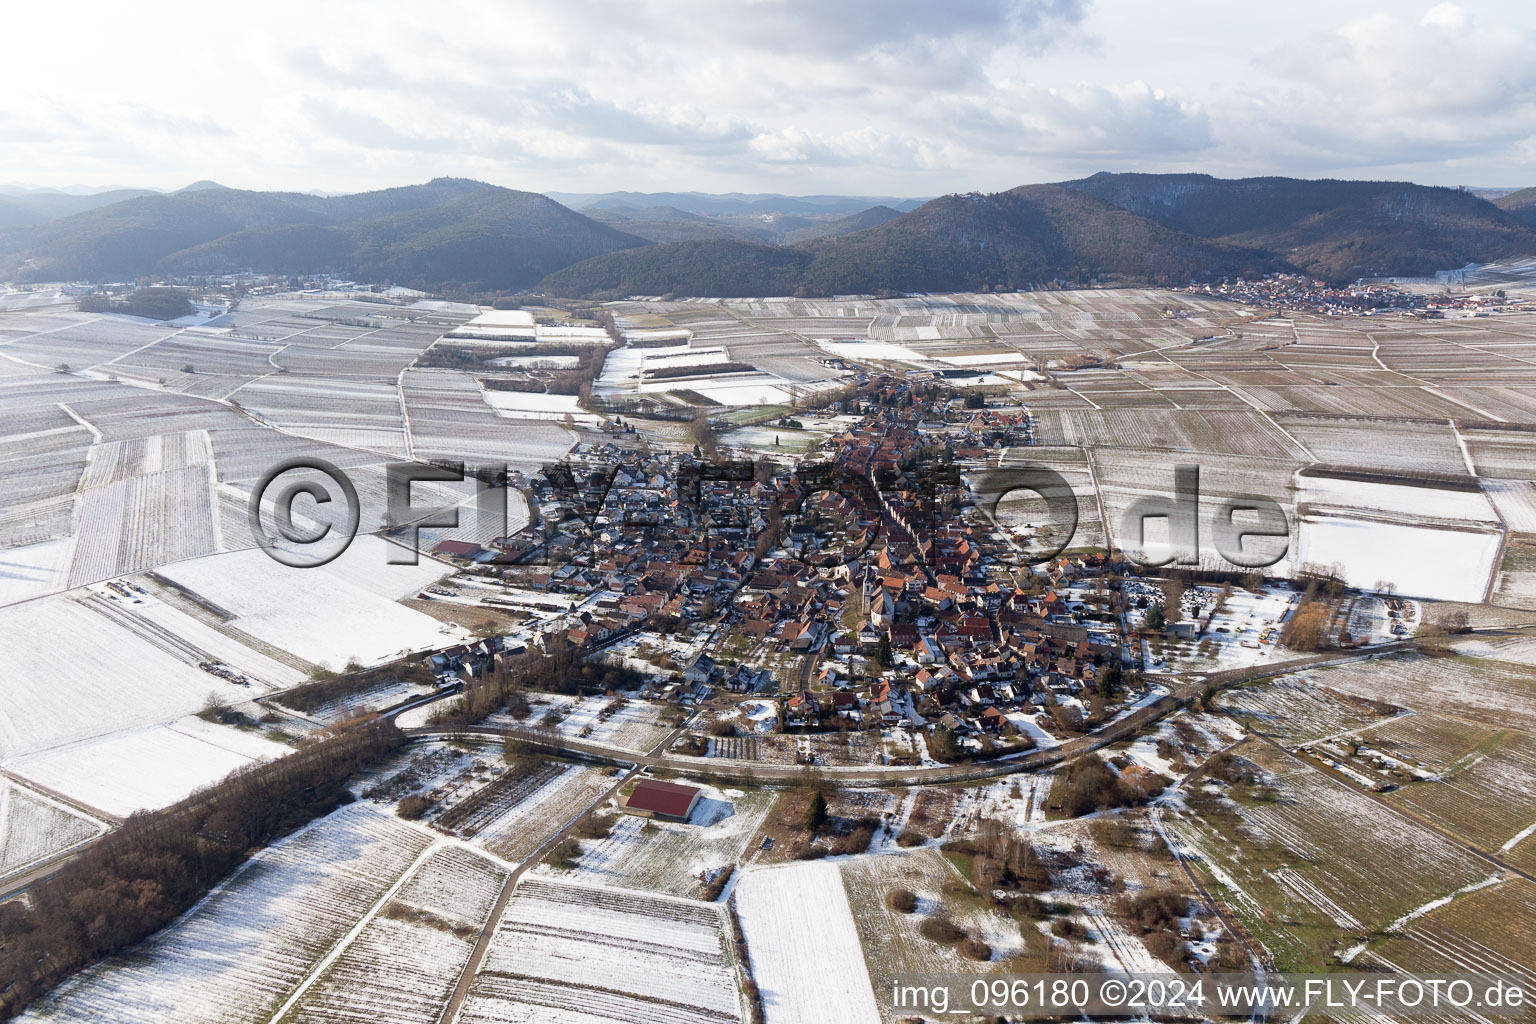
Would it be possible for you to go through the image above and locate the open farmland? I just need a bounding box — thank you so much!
[158,547,466,669]
[0,777,106,881]
[561,785,775,897]
[1214,675,1400,746]
[0,593,284,761]
[275,845,507,1024]
[459,877,743,1024]
[734,861,880,1024]
[7,716,293,816]
[1307,650,1536,733]
[1166,740,1488,970]
[18,803,433,1024]
[1385,731,1536,852]
[1360,877,1536,993]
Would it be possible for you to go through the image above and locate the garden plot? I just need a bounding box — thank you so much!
[1166,743,1487,970]
[0,593,279,762]
[734,860,880,1024]
[276,846,507,1024]
[18,802,432,1024]
[1308,651,1536,733]
[460,877,742,1024]
[0,776,106,880]
[511,693,674,752]
[7,715,292,816]
[842,847,1028,1000]
[559,786,775,897]
[1214,676,1399,746]
[159,547,467,669]
[1139,584,1299,674]
[462,764,617,863]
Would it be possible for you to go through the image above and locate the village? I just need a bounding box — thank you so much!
[406,376,1316,771]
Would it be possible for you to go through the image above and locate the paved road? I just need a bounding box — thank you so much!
[405,644,1413,789]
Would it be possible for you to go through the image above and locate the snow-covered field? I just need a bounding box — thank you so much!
[508,693,674,752]
[558,785,775,897]
[460,877,742,1024]
[19,803,432,1024]
[462,764,616,863]
[0,594,279,761]
[1296,515,1501,602]
[0,777,106,880]
[1296,475,1502,601]
[275,845,507,1024]
[734,861,880,1024]
[7,716,292,816]
[160,547,467,668]
[479,389,603,425]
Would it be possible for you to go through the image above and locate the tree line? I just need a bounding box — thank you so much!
[0,717,404,1019]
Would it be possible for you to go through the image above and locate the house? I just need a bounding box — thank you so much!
[724,664,765,693]
[623,779,702,822]
[683,652,717,685]
[431,539,483,560]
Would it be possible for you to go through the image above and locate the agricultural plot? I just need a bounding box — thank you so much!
[1360,877,1536,993]
[460,877,743,1024]
[459,763,617,863]
[1033,408,1308,459]
[1274,414,1469,474]
[1386,731,1536,852]
[0,593,279,762]
[842,847,1029,998]
[562,786,776,897]
[735,861,880,1024]
[1492,534,1536,610]
[276,845,507,1024]
[235,376,409,457]
[158,547,466,669]
[18,803,432,1024]
[0,777,105,880]
[1089,448,1298,573]
[8,715,293,816]
[1214,676,1399,746]
[400,368,575,469]
[1166,742,1487,970]
[67,429,220,587]
[1309,651,1536,733]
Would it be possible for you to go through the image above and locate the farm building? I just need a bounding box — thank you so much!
[623,779,701,822]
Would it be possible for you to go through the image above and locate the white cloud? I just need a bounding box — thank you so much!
[0,0,1531,193]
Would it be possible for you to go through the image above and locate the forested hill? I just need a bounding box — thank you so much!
[0,178,647,292]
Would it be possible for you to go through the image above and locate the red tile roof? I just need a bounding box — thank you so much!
[626,779,700,819]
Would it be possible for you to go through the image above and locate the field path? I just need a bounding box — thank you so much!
[435,718,689,1024]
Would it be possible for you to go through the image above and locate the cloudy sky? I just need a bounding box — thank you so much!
[2,0,1531,196]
